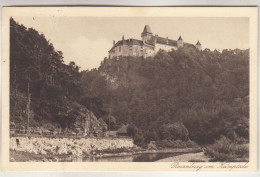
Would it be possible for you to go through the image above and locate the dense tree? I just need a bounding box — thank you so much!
[10,18,83,130]
[81,45,249,145]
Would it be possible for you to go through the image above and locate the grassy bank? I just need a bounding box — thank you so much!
[205,136,249,162]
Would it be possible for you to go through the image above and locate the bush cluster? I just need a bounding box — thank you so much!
[205,136,249,162]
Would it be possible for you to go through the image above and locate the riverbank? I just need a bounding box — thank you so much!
[156,152,210,162]
[10,150,72,162]
[10,136,204,162]
[10,147,202,162]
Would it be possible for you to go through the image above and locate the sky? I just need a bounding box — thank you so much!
[13,17,249,70]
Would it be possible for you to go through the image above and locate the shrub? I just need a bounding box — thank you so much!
[127,124,139,137]
[133,133,145,147]
[188,159,206,162]
[144,130,158,143]
[205,136,249,162]
[156,139,199,149]
[147,141,157,150]
[158,122,189,141]
[126,124,145,147]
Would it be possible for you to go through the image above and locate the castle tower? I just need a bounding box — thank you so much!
[141,25,153,42]
[122,35,127,45]
[177,36,183,48]
[196,40,202,50]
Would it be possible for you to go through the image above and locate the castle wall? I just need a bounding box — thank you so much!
[155,43,177,53]
[143,46,155,57]
[109,44,144,58]
[132,45,144,57]
[109,46,119,58]
[196,45,202,51]
[122,45,128,56]
[109,41,180,59]
[109,45,125,58]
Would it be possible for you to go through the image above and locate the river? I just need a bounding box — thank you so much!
[72,152,192,162]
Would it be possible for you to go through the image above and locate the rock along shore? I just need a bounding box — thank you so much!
[10,136,134,158]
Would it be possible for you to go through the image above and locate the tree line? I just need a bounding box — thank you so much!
[81,45,249,145]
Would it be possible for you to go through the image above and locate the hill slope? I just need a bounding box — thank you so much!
[10,18,106,135]
[80,47,249,145]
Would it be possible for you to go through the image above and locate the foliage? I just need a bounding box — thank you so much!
[81,44,249,146]
[101,115,117,130]
[157,122,189,141]
[205,136,249,162]
[10,18,84,131]
[156,139,199,149]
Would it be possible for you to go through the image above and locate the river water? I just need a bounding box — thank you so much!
[73,152,188,162]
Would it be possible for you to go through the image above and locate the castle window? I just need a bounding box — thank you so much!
[119,46,121,52]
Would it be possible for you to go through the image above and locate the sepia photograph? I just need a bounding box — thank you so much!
[1,7,258,171]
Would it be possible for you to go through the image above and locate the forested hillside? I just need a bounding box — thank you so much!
[10,18,106,135]
[81,46,249,145]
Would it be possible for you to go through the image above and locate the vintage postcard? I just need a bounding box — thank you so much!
[1,7,258,171]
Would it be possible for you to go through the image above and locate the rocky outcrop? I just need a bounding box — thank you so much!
[73,108,107,137]
[100,71,120,89]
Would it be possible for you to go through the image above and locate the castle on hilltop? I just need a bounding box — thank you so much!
[108,25,202,58]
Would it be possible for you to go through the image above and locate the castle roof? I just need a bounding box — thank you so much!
[108,38,144,52]
[156,36,177,47]
[196,41,201,45]
[184,42,196,48]
[178,36,183,40]
[142,25,152,35]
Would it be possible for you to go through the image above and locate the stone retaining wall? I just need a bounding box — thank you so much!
[10,137,134,156]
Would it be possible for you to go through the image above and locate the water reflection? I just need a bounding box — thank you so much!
[78,152,186,162]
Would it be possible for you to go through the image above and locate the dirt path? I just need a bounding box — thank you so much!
[156,152,210,162]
